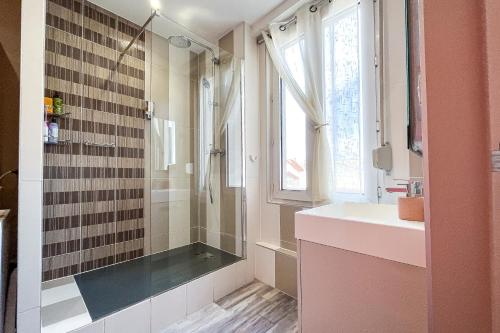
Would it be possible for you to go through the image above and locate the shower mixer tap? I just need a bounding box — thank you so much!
[210,149,225,156]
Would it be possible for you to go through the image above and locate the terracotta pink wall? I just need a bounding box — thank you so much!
[420,0,492,331]
[485,0,500,330]
[298,241,427,332]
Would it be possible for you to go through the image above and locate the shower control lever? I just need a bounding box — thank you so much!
[145,101,154,120]
[210,149,225,156]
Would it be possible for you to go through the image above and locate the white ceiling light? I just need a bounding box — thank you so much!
[150,0,161,11]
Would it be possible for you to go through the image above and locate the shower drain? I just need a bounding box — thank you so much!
[195,252,215,260]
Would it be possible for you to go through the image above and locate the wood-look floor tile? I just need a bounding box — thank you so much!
[164,281,298,333]
[266,312,299,333]
[217,281,270,309]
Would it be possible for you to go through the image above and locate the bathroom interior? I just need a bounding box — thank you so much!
[1,0,498,331]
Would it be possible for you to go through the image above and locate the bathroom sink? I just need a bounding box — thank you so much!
[301,203,423,228]
[295,203,426,267]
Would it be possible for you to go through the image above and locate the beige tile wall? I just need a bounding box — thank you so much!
[280,206,301,252]
[275,252,298,298]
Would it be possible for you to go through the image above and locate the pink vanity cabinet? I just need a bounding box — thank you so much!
[295,204,428,332]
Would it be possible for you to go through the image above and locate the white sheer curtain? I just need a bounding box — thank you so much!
[263,6,333,202]
[217,59,241,135]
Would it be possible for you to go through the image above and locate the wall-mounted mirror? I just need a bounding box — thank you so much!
[374,0,423,202]
[406,0,423,155]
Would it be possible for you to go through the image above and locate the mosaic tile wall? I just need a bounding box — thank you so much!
[42,0,145,281]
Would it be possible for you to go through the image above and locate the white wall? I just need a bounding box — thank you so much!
[231,23,260,283]
[17,0,45,331]
[257,44,281,246]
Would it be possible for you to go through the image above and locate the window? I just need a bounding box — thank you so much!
[281,40,307,191]
[269,1,377,205]
[324,7,364,197]
[153,118,176,171]
[269,37,314,203]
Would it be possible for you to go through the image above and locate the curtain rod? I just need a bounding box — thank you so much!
[256,0,333,44]
[278,0,333,31]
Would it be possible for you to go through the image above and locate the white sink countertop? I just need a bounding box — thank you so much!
[295,203,426,267]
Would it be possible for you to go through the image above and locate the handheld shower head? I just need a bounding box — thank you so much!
[202,78,210,89]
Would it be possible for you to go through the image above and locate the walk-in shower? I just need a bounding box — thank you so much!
[40,1,245,330]
[164,32,225,204]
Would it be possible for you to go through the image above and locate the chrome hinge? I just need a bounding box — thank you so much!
[377,186,382,199]
[492,150,500,172]
[374,55,379,68]
[145,101,154,120]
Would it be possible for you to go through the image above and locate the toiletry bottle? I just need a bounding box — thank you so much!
[43,121,49,143]
[44,97,53,114]
[48,119,59,144]
[53,92,63,115]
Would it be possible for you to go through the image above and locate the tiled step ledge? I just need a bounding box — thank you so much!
[256,241,297,258]
[66,260,253,333]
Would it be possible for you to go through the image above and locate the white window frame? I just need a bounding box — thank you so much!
[267,0,379,206]
[269,71,315,205]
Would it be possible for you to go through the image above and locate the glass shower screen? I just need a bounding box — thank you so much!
[145,26,245,260]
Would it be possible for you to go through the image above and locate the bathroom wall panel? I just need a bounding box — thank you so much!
[486,0,500,330]
[279,205,300,252]
[275,252,297,298]
[422,0,491,330]
[42,0,145,281]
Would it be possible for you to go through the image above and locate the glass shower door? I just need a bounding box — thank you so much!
[146,24,245,260]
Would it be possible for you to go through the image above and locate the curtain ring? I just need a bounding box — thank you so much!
[314,122,329,131]
[279,25,287,31]
[309,5,318,12]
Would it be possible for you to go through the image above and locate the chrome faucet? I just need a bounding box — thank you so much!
[386,178,424,197]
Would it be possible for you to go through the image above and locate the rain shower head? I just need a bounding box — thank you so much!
[167,36,192,49]
[167,35,220,65]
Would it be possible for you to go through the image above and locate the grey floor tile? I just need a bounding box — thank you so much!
[165,281,298,333]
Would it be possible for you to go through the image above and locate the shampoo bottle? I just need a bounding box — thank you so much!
[53,92,63,115]
[48,120,59,144]
[43,121,49,143]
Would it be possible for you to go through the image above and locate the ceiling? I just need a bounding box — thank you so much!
[92,0,286,43]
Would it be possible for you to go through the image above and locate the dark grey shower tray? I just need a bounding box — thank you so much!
[74,242,241,321]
